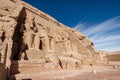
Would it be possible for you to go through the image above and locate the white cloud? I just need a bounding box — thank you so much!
[74,16,120,52]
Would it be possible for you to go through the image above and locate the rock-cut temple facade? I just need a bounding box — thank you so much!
[0,0,106,80]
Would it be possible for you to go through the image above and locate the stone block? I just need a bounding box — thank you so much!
[26,49,43,60]
[67,61,76,69]
[60,60,67,69]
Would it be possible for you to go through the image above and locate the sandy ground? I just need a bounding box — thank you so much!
[12,65,120,80]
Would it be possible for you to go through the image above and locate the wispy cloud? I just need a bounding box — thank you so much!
[74,16,120,52]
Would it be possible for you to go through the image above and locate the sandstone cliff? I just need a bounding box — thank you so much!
[0,0,105,80]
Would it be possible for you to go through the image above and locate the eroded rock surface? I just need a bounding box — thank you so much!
[0,0,107,80]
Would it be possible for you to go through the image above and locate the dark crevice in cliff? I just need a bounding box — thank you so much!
[1,31,5,42]
[11,7,26,60]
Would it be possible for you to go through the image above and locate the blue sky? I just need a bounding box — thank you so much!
[23,0,120,52]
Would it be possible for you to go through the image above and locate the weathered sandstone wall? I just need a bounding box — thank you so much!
[0,0,106,80]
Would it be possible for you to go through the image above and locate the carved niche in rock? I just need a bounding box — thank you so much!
[0,31,4,43]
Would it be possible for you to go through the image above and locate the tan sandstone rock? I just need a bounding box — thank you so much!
[0,0,107,80]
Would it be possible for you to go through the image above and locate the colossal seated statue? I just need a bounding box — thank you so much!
[23,31,34,50]
[22,13,37,50]
[34,33,40,50]
[0,43,7,64]
[25,13,37,32]
[0,17,17,42]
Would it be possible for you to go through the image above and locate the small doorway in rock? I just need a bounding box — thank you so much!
[39,39,43,50]
[49,38,52,50]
